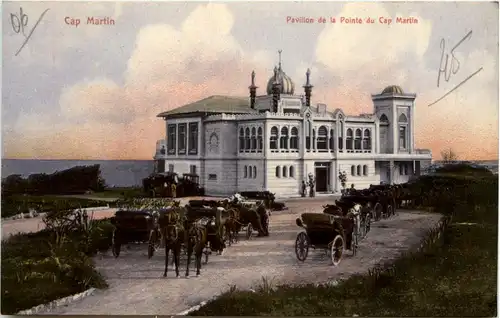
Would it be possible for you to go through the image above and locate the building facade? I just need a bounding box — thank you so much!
[154,59,432,196]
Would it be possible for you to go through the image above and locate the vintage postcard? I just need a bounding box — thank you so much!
[2,1,498,316]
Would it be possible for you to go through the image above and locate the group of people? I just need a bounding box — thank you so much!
[301,174,316,197]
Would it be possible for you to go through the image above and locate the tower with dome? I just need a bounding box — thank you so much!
[154,51,432,196]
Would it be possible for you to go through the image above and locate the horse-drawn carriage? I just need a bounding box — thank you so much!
[110,208,165,258]
[340,187,396,221]
[238,191,286,211]
[295,212,356,266]
[142,172,204,198]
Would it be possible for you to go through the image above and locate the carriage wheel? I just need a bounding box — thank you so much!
[112,229,121,258]
[330,235,344,266]
[374,203,383,221]
[148,230,156,259]
[295,232,309,262]
[246,223,253,240]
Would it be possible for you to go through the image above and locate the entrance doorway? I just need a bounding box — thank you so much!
[314,162,330,192]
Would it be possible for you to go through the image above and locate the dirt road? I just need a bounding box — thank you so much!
[44,199,441,315]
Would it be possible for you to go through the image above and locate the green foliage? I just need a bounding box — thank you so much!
[190,173,498,317]
[1,164,106,197]
[1,208,115,314]
[338,171,347,189]
[1,195,107,218]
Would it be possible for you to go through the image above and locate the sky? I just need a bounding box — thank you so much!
[2,1,498,160]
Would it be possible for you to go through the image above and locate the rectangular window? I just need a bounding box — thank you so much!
[399,126,407,149]
[168,164,174,173]
[178,123,187,154]
[188,122,198,155]
[190,165,197,175]
[167,124,177,154]
[208,174,217,181]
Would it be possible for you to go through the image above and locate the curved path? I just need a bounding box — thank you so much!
[41,198,441,315]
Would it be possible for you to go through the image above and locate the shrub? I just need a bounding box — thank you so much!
[190,174,498,316]
[1,208,114,314]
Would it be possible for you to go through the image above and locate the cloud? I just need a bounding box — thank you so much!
[4,3,273,160]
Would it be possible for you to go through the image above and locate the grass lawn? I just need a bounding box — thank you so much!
[190,176,498,316]
[56,187,146,200]
[1,195,112,218]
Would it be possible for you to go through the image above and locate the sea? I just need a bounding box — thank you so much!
[1,159,155,187]
[1,159,498,188]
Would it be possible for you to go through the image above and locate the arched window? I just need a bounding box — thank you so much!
[244,165,248,178]
[245,128,251,150]
[399,114,408,149]
[270,126,278,150]
[290,127,299,149]
[346,129,353,150]
[312,129,316,150]
[380,114,389,123]
[363,129,371,150]
[355,129,362,150]
[338,122,344,150]
[248,165,252,178]
[317,126,328,150]
[305,120,311,150]
[289,166,295,178]
[282,166,288,177]
[239,128,244,152]
[363,165,368,176]
[251,127,257,151]
[329,129,335,150]
[253,166,257,178]
[280,127,289,149]
[276,166,281,178]
[351,165,356,176]
[257,127,263,152]
[357,165,361,176]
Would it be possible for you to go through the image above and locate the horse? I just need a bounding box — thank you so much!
[162,207,185,278]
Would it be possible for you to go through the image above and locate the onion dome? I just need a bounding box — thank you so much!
[266,67,295,95]
[381,85,404,95]
[266,50,295,95]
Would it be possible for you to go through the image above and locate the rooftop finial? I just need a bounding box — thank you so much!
[306,68,311,85]
[251,70,256,85]
[278,49,282,70]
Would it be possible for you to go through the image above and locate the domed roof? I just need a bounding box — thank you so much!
[266,66,295,95]
[381,85,404,95]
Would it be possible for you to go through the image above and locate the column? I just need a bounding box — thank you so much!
[361,128,364,152]
[389,160,395,184]
[287,125,291,151]
[327,129,331,151]
[277,127,282,152]
[314,128,317,151]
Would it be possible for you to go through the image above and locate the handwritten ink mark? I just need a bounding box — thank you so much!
[11,7,50,56]
[428,67,483,107]
[429,30,483,107]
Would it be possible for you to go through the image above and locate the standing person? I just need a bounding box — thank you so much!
[171,182,177,198]
[308,174,315,197]
[301,180,307,197]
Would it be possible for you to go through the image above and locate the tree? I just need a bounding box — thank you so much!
[441,148,458,163]
[338,171,347,192]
